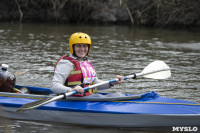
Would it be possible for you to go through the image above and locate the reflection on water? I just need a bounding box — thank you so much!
[0,23,200,132]
[1,118,172,133]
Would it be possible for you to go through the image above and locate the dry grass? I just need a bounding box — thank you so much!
[1,0,199,27]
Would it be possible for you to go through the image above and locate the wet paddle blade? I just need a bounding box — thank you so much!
[14,70,28,76]
[16,97,53,112]
[142,60,171,79]
[16,94,65,112]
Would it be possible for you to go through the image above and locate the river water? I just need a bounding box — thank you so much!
[0,23,200,133]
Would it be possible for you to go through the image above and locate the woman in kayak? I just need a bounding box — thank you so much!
[51,32,124,96]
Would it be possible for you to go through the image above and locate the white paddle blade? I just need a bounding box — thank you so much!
[142,60,171,79]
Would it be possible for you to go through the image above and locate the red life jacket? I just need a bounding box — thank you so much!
[55,55,94,97]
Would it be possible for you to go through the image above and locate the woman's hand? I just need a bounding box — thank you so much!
[71,85,84,94]
[110,75,124,87]
[115,75,124,84]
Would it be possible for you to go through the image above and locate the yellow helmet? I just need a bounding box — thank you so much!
[69,32,91,55]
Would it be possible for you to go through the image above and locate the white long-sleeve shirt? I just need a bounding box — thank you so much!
[50,54,110,94]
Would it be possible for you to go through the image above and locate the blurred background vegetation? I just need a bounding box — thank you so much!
[0,0,199,28]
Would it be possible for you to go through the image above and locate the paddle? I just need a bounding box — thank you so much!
[16,60,171,112]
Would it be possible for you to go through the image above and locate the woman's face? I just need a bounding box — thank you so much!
[74,44,89,59]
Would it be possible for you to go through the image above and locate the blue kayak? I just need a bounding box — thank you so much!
[0,85,200,127]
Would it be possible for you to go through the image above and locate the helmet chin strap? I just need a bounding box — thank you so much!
[72,50,88,61]
[87,45,90,55]
[72,49,77,57]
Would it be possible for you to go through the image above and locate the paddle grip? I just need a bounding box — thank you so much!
[131,73,136,79]
[109,79,118,84]
[124,73,136,80]
[61,93,67,99]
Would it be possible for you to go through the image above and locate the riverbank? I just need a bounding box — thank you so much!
[0,0,199,28]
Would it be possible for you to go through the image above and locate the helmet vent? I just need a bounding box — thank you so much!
[85,36,87,38]
[79,36,82,38]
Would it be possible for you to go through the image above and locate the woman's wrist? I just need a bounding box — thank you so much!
[67,88,73,92]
